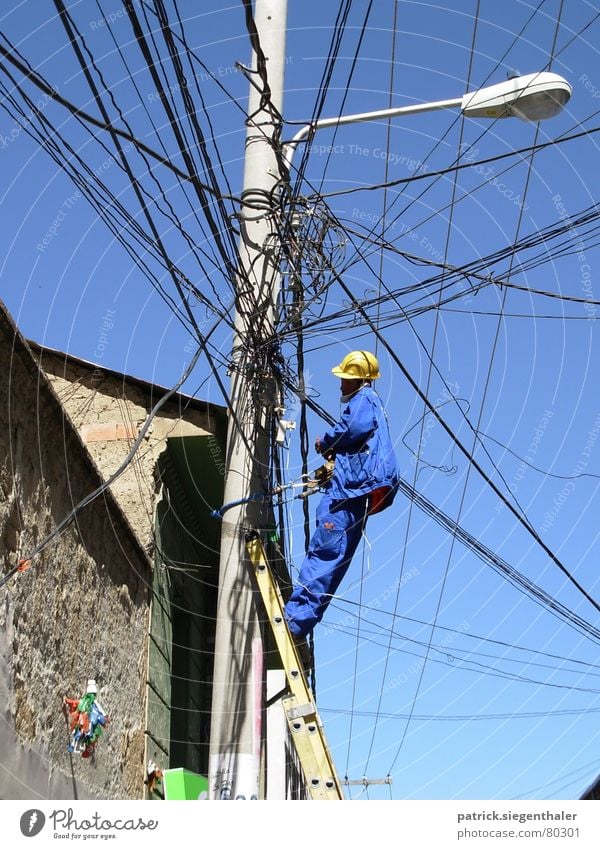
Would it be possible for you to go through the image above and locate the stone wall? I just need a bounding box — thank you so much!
[0,305,152,799]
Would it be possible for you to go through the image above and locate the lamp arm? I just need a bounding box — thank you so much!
[282,97,463,172]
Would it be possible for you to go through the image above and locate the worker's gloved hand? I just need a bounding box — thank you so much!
[314,458,335,486]
[315,437,323,454]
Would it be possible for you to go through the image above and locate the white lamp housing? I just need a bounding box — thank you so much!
[461,72,572,121]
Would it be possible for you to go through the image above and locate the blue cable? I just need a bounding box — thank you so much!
[211,492,269,520]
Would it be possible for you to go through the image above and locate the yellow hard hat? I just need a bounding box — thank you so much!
[331,350,381,380]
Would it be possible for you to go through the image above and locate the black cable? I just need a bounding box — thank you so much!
[440,308,600,320]
[372,98,600,268]
[123,2,237,279]
[51,0,235,347]
[170,0,238,201]
[337,280,600,615]
[323,706,600,721]
[512,757,600,800]
[138,0,255,123]
[500,280,600,304]
[330,596,600,671]
[373,0,399,355]
[479,430,600,483]
[50,2,249,464]
[327,217,600,303]
[0,41,237,202]
[314,0,375,199]
[311,125,600,200]
[0,44,230,312]
[289,0,354,193]
[146,0,240,293]
[70,2,235,307]
[341,0,551,269]
[0,70,218,336]
[329,623,600,693]
[95,0,237,305]
[240,0,272,109]
[552,6,600,59]
[307,0,599,279]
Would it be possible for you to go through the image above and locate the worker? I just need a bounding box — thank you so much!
[284,350,399,640]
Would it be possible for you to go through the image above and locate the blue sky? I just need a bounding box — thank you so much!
[2,0,600,801]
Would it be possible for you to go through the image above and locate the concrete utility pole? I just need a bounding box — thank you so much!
[209,0,288,800]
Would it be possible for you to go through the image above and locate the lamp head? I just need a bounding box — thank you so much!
[462,72,571,122]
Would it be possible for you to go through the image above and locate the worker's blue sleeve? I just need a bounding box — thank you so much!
[319,392,376,454]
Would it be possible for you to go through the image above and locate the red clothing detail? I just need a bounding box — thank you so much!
[368,486,392,515]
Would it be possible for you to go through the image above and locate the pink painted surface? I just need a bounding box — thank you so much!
[252,637,263,759]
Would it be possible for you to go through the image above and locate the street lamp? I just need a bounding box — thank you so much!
[283,71,571,170]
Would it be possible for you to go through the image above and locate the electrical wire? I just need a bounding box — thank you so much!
[95,0,238,307]
[328,622,600,693]
[323,706,600,722]
[0,60,236,333]
[334,0,552,273]
[52,0,233,318]
[0,40,239,201]
[123,1,237,277]
[386,4,573,778]
[289,0,355,195]
[364,0,483,776]
[310,125,600,200]
[328,596,600,674]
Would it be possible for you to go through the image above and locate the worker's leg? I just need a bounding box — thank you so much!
[284,493,368,639]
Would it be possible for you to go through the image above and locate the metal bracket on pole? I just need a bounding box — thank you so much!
[245,532,344,800]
